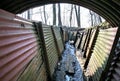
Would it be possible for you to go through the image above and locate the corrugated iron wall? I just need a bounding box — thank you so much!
[109,56,120,81]
[0,9,39,81]
[104,38,120,81]
[17,49,47,81]
[41,25,60,78]
[85,27,119,81]
[103,29,120,81]
[52,27,64,55]
[1,9,120,81]
[0,9,64,81]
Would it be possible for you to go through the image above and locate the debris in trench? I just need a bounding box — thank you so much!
[53,42,84,81]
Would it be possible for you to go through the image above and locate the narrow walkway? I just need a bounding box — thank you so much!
[53,42,84,81]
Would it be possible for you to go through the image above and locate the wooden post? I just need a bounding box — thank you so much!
[82,29,89,52]
[83,28,92,58]
[73,31,79,47]
[84,27,99,69]
[77,32,84,49]
[60,27,64,48]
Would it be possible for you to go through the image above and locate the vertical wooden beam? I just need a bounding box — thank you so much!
[60,27,64,47]
[84,27,99,69]
[83,28,92,58]
[82,29,89,52]
[77,32,84,49]
[73,31,79,47]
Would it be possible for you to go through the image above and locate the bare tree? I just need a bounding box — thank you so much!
[98,16,102,23]
[69,4,73,27]
[74,5,81,27]
[58,3,62,26]
[77,6,80,27]
[53,4,56,25]
[27,10,30,19]
[97,15,102,24]
[43,6,47,24]
[39,8,44,22]
[89,10,94,26]
[89,10,102,26]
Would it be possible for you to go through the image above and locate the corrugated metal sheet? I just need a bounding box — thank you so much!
[42,25,59,77]
[109,38,120,81]
[103,34,120,81]
[110,58,120,81]
[0,10,38,81]
[85,27,118,81]
[52,27,64,55]
[17,49,47,81]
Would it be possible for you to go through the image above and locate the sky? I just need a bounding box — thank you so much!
[18,3,104,28]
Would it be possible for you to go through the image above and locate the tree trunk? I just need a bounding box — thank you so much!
[69,4,73,27]
[27,9,30,19]
[74,5,81,27]
[98,16,102,23]
[58,3,62,26]
[43,6,47,24]
[53,4,56,25]
[89,10,94,26]
[89,10,102,26]
[39,8,44,22]
[77,6,81,27]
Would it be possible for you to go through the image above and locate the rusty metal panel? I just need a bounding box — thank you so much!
[85,27,118,81]
[42,25,59,77]
[0,10,39,81]
[52,27,64,55]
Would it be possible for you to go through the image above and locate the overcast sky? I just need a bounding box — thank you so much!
[18,3,104,28]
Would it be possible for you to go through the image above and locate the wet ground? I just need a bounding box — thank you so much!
[53,42,84,81]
